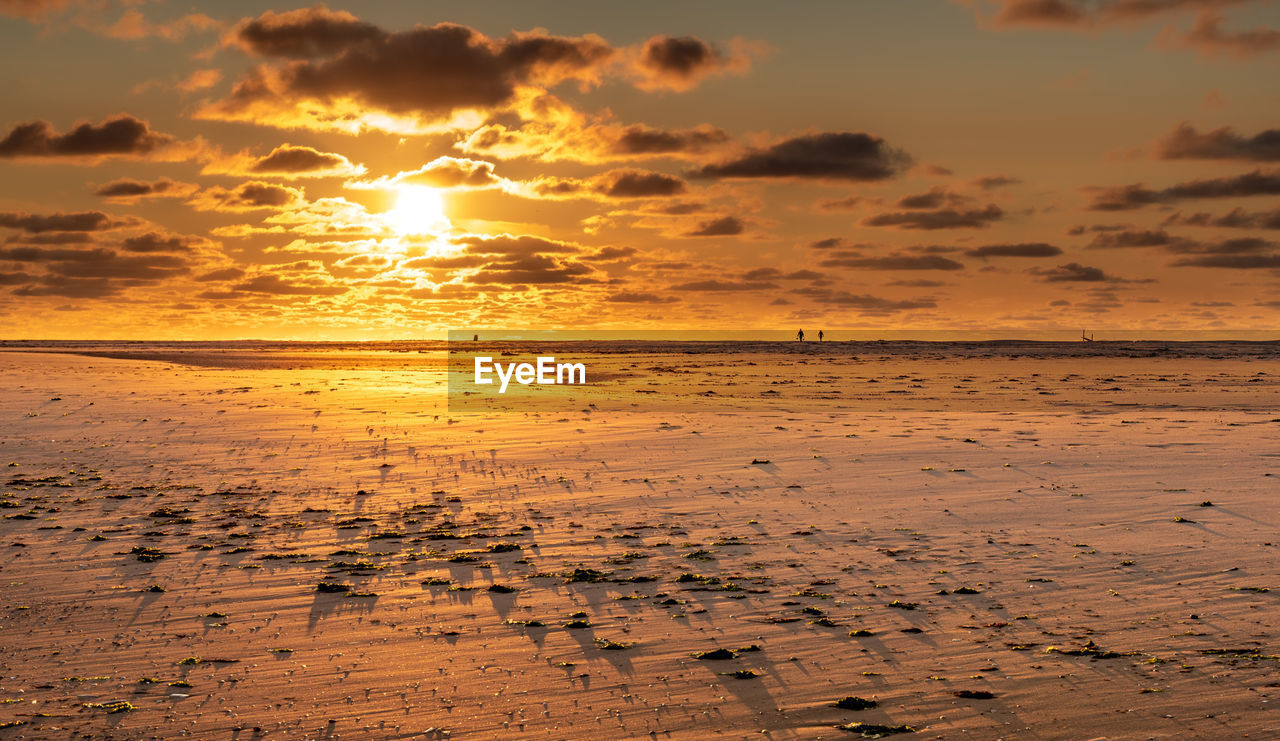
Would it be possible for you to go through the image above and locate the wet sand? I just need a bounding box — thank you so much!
[0,345,1277,739]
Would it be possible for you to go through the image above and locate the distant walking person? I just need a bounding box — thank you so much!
[818,330,824,342]
[796,329,805,342]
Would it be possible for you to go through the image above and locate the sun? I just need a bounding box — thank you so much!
[386,186,448,235]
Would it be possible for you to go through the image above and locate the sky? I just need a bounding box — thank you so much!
[0,0,1278,340]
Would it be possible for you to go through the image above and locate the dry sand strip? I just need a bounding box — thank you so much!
[0,350,1277,739]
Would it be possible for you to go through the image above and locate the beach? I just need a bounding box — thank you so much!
[0,343,1277,739]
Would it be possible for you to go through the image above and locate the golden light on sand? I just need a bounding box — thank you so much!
[386,186,449,236]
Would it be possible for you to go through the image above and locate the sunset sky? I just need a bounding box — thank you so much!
[1,0,1278,339]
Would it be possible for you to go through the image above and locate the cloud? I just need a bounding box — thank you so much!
[861,204,1003,230]
[590,169,688,198]
[894,187,972,209]
[607,291,679,303]
[630,35,758,91]
[352,156,501,190]
[196,267,246,282]
[530,168,688,201]
[101,9,221,41]
[820,253,965,270]
[970,0,1252,30]
[1166,236,1276,254]
[582,245,638,262]
[1162,10,1280,58]
[119,231,211,254]
[688,132,911,182]
[970,174,1021,190]
[94,177,199,202]
[0,115,186,162]
[799,289,936,312]
[228,5,384,57]
[232,274,348,295]
[459,121,733,163]
[457,234,582,257]
[215,144,366,178]
[1030,261,1142,282]
[187,181,306,212]
[0,0,72,21]
[206,9,706,133]
[1170,253,1280,268]
[670,278,777,291]
[1086,168,1280,209]
[814,195,865,212]
[0,210,135,233]
[964,242,1063,257]
[683,215,744,236]
[1163,206,1280,229]
[467,254,599,285]
[1153,122,1280,161]
[176,69,223,92]
[1086,229,1175,247]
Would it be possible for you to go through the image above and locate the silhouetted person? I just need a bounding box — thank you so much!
[797,329,805,341]
[818,330,824,342]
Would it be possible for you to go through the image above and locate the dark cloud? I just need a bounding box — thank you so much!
[1165,169,1280,199]
[94,177,198,202]
[1164,207,1280,229]
[0,270,34,285]
[1153,123,1280,161]
[632,35,752,91]
[964,242,1063,257]
[669,279,777,291]
[233,274,348,295]
[48,253,187,280]
[120,232,209,253]
[468,254,597,285]
[689,132,911,182]
[0,210,132,233]
[820,253,964,270]
[247,144,362,176]
[607,291,678,303]
[0,115,175,160]
[609,123,731,155]
[230,5,384,58]
[196,267,246,282]
[1086,169,1280,210]
[894,187,971,209]
[13,276,118,298]
[800,289,936,312]
[1030,262,1136,282]
[977,0,1247,29]
[741,267,825,280]
[582,245,638,261]
[1166,236,1276,254]
[814,195,864,212]
[1086,230,1174,248]
[593,169,687,198]
[861,204,1003,230]
[189,181,304,212]
[971,174,1021,190]
[0,245,115,262]
[206,12,622,130]
[1170,253,1280,268]
[684,215,744,237]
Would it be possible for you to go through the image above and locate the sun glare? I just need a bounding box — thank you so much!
[386,186,448,235]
